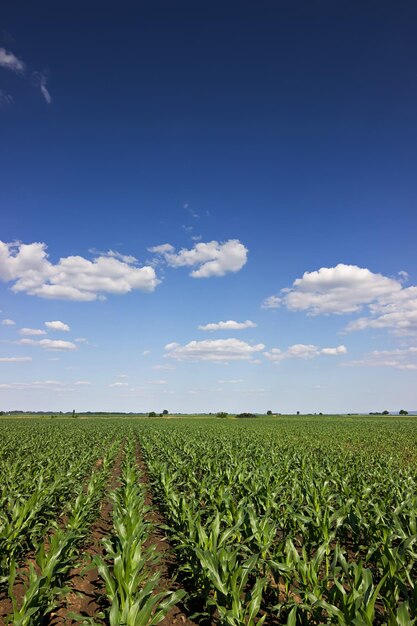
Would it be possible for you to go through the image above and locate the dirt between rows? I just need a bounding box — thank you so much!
[135,443,198,626]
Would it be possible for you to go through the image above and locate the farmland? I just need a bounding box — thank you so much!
[0,415,417,625]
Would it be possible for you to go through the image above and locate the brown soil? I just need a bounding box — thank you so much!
[135,443,198,626]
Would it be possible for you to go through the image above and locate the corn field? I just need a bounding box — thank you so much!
[0,415,417,625]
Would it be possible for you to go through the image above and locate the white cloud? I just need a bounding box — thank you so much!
[269,264,401,315]
[320,345,348,356]
[217,379,244,384]
[199,319,256,331]
[0,356,32,362]
[45,320,70,332]
[150,239,248,278]
[346,286,417,335]
[1,319,15,326]
[264,343,347,363]
[343,347,417,371]
[148,244,175,254]
[143,350,151,356]
[261,295,281,310]
[0,48,25,73]
[265,263,417,336]
[290,265,401,314]
[109,382,129,387]
[74,380,92,385]
[165,338,265,361]
[148,380,167,385]
[0,240,159,301]
[18,338,77,351]
[19,327,47,336]
[152,364,174,370]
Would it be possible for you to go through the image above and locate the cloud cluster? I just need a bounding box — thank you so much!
[0,356,32,363]
[264,263,417,335]
[198,319,256,331]
[0,241,159,301]
[165,338,265,361]
[264,344,347,363]
[343,347,417,371]
[149,239,248,278]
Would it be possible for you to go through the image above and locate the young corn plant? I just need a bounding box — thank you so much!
[95,443,185,625]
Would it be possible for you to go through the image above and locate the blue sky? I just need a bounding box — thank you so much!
[1,0,416,413]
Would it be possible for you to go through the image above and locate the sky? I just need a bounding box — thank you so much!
[1,0,417,414]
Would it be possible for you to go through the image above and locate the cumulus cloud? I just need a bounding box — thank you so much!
[0,356,32,362]
[165,338,265,361]
[264,263,417,336]
[45,320,70,332]
[1,318,15,326]
[343,347,417,371]
[279,264,401,315]
[264,343,347,363]
[17,338,77,351]
[199,319,256,331]
[19,327,47,336]
[0,48,25,73]
[149,239,248,278]
[346,286,417,335]
[0,241,159,301]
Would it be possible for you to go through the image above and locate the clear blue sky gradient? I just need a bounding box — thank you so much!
[1,1,416,412]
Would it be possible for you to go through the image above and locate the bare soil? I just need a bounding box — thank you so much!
[135,442,198,626]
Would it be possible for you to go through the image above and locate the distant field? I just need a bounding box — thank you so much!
[0,416,416,624]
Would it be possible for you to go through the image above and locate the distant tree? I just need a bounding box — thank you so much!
[216,411,228,418]
[296,411,300,415]
[148,411,157,417]
[162,409,169,415]
[399,409,409,415]
[266,410,273,415]
[382,410,390,415]
[236,412,257,419]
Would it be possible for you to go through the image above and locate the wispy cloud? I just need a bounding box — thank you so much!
[0,48,25,73]
[33,71,51,104]
[1,319,15,326]
[19,327,47,336]
[342,347,417,371]
[0,356,32,362]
